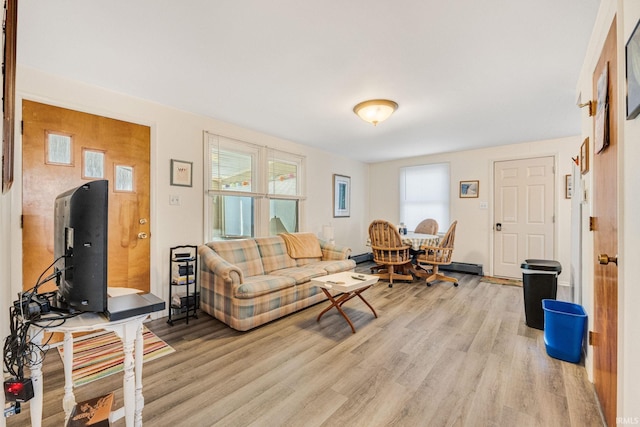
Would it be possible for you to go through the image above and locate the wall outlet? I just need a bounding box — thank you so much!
[169,195,180,206]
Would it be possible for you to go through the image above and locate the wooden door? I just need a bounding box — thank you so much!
[493,156,555,278]
[591,18,618,427]
[22,100,151,292]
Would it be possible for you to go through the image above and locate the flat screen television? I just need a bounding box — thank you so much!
[53,180,108,313]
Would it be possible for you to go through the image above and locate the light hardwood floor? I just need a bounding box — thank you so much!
[8,266,604,427]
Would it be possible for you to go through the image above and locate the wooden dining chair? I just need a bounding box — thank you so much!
[414,218,438,235]
[415,220,458,287]
[368,219,413,287]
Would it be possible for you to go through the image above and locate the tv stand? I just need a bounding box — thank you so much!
[28,312,149,427]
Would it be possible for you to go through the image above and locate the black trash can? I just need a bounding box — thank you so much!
[521,259,562,330]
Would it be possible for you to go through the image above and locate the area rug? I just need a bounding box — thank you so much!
[480,276,523,287]
[58,327,174,387]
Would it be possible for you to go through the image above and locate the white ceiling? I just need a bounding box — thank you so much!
[17,1,600,163]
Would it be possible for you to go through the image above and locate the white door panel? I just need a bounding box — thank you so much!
[494,156,554,278]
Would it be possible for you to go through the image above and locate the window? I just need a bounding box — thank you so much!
[267,149,302,235]
[204,133,304,241]
[399,163,450,232]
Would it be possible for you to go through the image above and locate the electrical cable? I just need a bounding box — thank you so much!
[3,258,76,381]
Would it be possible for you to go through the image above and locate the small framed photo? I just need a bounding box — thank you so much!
[626,19,640,119]
[459,180,479,198]
[580,138,589,174]
[565,174,572,199]
[171,159,193,187]
[333,174,350,217]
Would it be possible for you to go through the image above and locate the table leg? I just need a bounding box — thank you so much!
[111,321,137,427]
[318,286,376,333]
[62,331,77,422]
[317,289,357,333]
[134,322,144,427]
[354,288,378,318]
[28,329,44,427]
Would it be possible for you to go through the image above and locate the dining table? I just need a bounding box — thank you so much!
[401,232,441,251]
[365,232,440,251]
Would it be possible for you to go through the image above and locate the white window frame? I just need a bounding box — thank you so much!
[399,162,451,232]
[203,132,305,241]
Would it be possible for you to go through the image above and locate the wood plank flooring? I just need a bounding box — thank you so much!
[7,266,604,427]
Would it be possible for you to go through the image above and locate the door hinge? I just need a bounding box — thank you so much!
[589,216,596,231]
[20,214,23,229]
[589,330,597,346]
[552,215,555,223]
[20,120,23,135]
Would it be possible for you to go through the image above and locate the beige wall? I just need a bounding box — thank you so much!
[368,136,580,285]
[9,66,370,315]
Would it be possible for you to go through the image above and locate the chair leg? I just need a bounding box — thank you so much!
[424,266,459,287]
[388,264,414,287]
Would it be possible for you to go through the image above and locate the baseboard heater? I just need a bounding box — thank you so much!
[350,253,482,275]
[351,253,373,264]
[439,262,484,276]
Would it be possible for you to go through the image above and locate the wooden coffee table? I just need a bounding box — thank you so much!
[312,272,379,333]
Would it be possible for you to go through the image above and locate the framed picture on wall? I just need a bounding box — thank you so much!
[171,159,193,187]
[2,0,17,193]
[626,18,640,119]
[565,174,572,199]
[580,138,589,174]
[459,180,479,198]
[333,174,350,217]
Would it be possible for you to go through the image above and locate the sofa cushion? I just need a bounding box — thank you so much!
[206,239,264,277]
[270,266,328,285]
[303,259,357,275]
[254,236,297,273]
[235,275,296,299]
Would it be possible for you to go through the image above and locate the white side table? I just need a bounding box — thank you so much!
[28,312,149,427]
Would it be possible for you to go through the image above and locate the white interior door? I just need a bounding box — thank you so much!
[493,156,555,278]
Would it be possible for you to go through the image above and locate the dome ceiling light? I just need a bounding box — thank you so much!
[353,99,398,126]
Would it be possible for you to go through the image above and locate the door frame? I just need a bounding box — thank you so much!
[10,95,159,304]
[488,152,559,278]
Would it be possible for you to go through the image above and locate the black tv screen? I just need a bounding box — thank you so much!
[53,180,108,313]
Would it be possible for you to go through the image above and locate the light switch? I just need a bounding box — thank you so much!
[479,201,488,209]
[169,195,180,206]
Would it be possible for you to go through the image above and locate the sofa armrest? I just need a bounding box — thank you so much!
[319,239,352,260]
[198,244,243,285]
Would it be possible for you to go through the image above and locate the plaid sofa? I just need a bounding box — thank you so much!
[198,235,356,331]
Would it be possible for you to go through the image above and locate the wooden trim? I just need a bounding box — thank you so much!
[2,0,18,193]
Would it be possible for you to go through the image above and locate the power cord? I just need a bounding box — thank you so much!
[3,257,78,408]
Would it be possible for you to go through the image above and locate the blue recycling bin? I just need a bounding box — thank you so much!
[542,299,587,363]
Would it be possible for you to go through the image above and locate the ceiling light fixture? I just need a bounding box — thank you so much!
[353,99,398,126]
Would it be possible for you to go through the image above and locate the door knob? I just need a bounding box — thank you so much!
[138,232,148,239]
[496,223,502,231]
[139,218,148,225]
[598,254,617,265]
